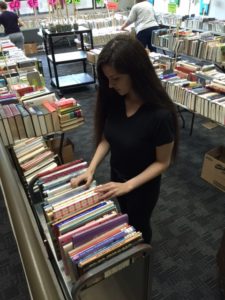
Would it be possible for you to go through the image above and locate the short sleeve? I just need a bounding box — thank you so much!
[155,111,175,146]
[126,6,137,25]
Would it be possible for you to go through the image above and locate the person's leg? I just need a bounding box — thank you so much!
[118,183,160,244]
[8,32,24,50]
[136,30,148,48]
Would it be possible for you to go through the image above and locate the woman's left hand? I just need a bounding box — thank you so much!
[95,182,131,200]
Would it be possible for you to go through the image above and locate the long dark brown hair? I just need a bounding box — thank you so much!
[95,34,179,160]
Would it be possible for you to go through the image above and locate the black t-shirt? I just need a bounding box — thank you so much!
[0,11,20,35]
[104,99,175,182]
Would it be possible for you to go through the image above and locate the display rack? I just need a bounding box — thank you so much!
[41,27,96,92]
[25,169,153,300]
[151,27,225,134]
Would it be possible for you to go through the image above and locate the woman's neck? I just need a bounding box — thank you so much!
[125,91,143,105]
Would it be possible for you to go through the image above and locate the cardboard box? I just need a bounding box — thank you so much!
[86,48,102,64]
[46,137,75,163]
[201,146,225,192]
[24,43,38,55]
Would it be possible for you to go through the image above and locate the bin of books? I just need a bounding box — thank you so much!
[28,159,153,300]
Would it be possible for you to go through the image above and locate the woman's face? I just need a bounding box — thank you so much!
[102,64,132,96]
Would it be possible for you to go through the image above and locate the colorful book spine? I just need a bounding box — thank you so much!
[52,191,101,221]
[72,226,135,262]
[39,161,88,184]
[59,109,83,121]
[55,98,77,109]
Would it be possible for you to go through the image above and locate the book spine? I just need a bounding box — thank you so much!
[56,98,77,108]
[59,109,83,121]
[53,193,100,221]
[72,214,129,248]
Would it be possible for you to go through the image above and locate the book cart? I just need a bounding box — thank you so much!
[41,27,96,93]
[24,170,153,300]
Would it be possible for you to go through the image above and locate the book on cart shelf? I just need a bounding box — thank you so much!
[31,159,143,282]
[12,137,59,185]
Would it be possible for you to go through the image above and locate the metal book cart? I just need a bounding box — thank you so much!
[28,175,153,300]
[40,27,96,95]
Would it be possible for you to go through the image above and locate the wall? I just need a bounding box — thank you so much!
[208,0,225,20]
[132,0,225,19]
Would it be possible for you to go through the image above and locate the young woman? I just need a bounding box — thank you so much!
[71,35,179,243]
[120,0,159,51]
[0,1,25,50]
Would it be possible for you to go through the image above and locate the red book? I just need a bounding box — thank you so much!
[55,98,77,109]
[12,84,34,97]
[42,101,56,112]
[37,159,84,178]
[175,66,193,75]
[42,100,61,132]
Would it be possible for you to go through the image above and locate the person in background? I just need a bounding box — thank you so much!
[120,0,159,51]
[71,35,179,244]
[0,1,25,50]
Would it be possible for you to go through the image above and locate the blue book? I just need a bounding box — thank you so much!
[72,226,135,262]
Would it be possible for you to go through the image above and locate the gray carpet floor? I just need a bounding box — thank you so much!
[0,48,225,299]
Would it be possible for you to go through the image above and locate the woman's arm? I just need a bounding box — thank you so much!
[95,141,174,199]
[121,6,137,31]
[126,142,174,191]
[71,137,110,188]
[18,18,25,27]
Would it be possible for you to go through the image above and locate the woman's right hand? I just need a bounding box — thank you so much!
[70,170,94,189]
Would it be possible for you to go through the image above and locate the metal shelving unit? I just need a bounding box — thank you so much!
[42,27,96,92]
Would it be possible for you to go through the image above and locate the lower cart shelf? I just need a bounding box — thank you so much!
[51,73,95,88]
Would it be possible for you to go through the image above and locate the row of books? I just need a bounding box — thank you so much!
[0,38,38,74]
[152,29,225,63]
[157,13,225,35]
[183,17,225,34]
[35,160,142,281]
[0,38,46,108]
[157,13,182,27]
[0,70,45,106]
[161,74,225,125]
[86,17,124,30]
[149,52,176,78]
[78,11,128,22]
[90,29,128,47]
[12,137,58,185]
[0,94,84,146]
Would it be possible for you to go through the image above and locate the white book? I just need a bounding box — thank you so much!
[22,93,57,106]
[0,114,9,146]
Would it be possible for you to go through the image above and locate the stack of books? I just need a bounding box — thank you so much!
[0,92,18,105]
[12,137,58,184]
[174,60,201,81]
[54,98,84,131]
[35,160,143,281]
